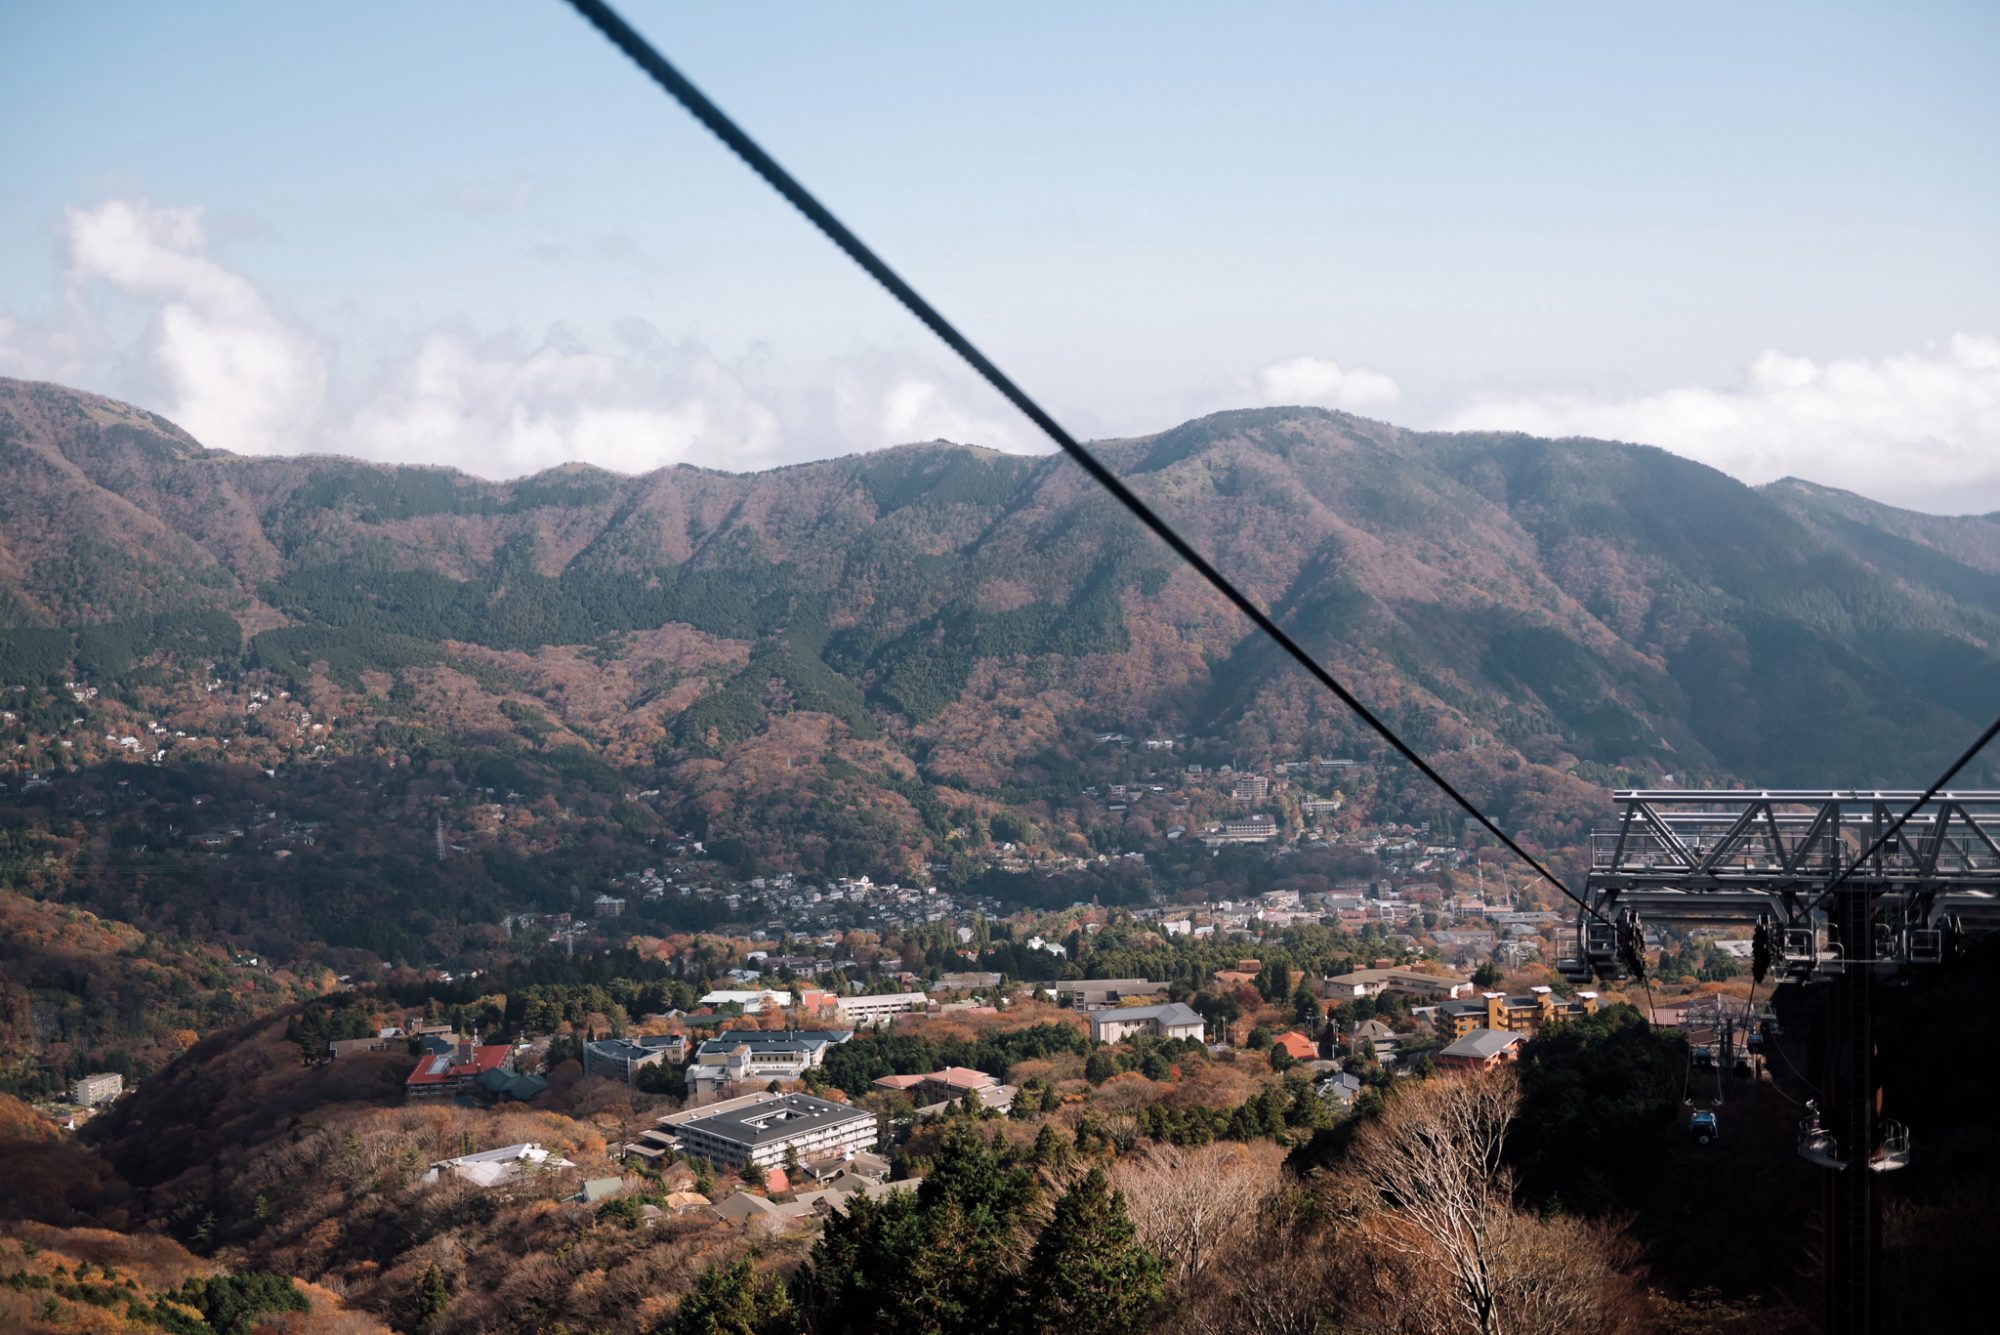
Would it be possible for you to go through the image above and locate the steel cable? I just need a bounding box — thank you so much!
[557,0,1603,920]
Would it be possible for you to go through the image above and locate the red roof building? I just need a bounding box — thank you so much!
[405,1041,515,1098]
[1271,1031,1318,1062]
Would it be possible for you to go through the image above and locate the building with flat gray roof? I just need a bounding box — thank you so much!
[672,1093,876,1172]
[583,1034,685,1084]
[1322,967,1473,1002]
[836,991,928,1027]
[1437,1028,1523,1071]
[1048,978,1168,1010]
[684,1029,853,1101]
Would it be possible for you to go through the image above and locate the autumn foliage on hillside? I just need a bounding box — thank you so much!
[12,376,2000,971]
[0,1095,131,1229]
[0,890,325,1101]
[0,1222,386,1334]
[83,1007,799,1333]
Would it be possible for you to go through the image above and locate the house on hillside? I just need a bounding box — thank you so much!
[1232,775,1271,801]
[1089,1002,1206,1044]
[1204,815,1278,846]
[1351,1017,1403,1062]
[1270,1031,1317,1062]
[1437,1028,1523,1071]
[474,1067,548,1103]
[836,991,928,1027]
[69,1073,123,1107]
[698,988,839,1017]
[920,1066,993,1098]
[1316,1070,1366,1108]
[917,1083,1018,1119]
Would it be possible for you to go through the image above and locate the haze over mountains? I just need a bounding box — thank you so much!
[6,374,2000,867]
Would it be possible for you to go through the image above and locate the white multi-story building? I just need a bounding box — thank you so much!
[1231,775,1272,801]
[69,1072,124,1107]
[1204,815,1279,846]
[672,1093,876,1172]
[683,1030,852,1101]
[836,991,927,1028]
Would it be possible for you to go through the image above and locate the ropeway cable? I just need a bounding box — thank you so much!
[556,0,1604,921]
[1807,714,2000,916]
[1768,1024,1821,1102]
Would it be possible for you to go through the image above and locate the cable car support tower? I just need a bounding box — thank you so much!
[1563,790,2000,1334]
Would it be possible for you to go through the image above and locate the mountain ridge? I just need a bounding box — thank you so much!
[5,376,2000,957]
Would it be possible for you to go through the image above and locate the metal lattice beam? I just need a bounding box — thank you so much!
[1561,791,2000,981]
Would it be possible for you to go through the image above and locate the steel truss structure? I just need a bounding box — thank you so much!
[1568,790,2000,979]
[1565,790,2000,1335]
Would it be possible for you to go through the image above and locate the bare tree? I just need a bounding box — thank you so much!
[1118,1144,1358,1335]
[1182,1211,1353,1335]
[1335,1070,1521,1335]
[1486,1209,1645,1335]
[1115,1141,1282,1293]
[1329,1070,1645,1335]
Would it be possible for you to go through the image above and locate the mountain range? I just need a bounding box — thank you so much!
[4,374,2000,919]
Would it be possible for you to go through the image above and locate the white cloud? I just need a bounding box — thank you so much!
[1437,336,2000,514]
[64,200,326,456]
[338,330,783,478]
[830,351,1043,456]
[3,196,1044,479]
[1250,354,1402,411]
[16,199,1999,514]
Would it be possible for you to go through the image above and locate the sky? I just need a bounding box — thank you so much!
[2,2,1996,512]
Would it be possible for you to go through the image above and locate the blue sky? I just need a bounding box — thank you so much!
[2,2,1996,510]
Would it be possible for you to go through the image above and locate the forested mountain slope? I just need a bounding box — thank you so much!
[5,375,1999,941]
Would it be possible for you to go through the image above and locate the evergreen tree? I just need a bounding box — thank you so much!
[1292,979,1323,1031]
[190,1210,217,1254]
[1032,1122,1071,1169]
[415,1261,450,1330]
[669,1257,800,1335]
[1017,1167,1163,1335]
[807,1121,1038,1335]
